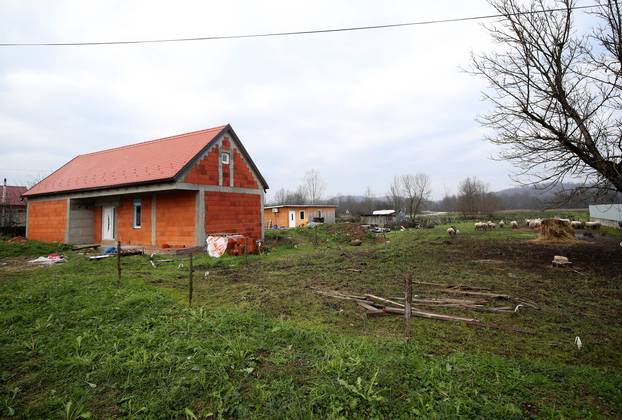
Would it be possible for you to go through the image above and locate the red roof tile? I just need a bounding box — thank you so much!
[2,185,27,206]
[24,125,228,197]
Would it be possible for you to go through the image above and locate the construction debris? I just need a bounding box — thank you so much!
[29,254,66,265]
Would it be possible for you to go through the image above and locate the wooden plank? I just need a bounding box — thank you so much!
[383,306,480,323]
[175,246,205,256]
[414,281,492,291]
[439,289,511,300]
[73,243,100,251]
[404,274,412,343]
[365,294,405,309]
[355,300,385,316]
[392,297,489,305]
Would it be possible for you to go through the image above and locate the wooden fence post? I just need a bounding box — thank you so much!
[188,253,194,307]
[404,273,412,343]
[314,225,318,246]
[116,240,121,286]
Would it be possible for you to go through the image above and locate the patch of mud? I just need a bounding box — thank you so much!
[460,237,622,277]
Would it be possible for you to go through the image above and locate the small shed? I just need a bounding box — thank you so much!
[589,204,622,228]
[360,210,397,227]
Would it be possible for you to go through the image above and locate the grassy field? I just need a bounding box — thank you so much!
[1,213,621,418]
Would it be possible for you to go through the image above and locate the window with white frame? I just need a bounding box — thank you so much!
[221,152,230,164]
[133,199,142,228]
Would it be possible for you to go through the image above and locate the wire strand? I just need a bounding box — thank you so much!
[0,4,599,47]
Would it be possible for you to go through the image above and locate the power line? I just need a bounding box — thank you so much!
[0,4,599,47]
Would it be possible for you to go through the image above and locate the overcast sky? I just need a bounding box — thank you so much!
[0,1,595,199]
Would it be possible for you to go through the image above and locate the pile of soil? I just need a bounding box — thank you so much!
[323,223,372,243]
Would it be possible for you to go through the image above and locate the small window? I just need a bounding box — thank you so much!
[221,152,230,164]
[133,199,142,228]
[318,210,322,217]
[299,210,305,220]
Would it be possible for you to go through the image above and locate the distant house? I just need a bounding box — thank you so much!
[23,124,269,248]
[360,209,397,227]
[1,179,27,230]
[264,205,336,229]
[589,204,622,228]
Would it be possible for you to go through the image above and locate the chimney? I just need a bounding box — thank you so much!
[1,178,6,205]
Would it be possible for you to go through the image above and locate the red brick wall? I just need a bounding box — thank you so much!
[184,137,260,190]
[94,207,102,243]
[222,136,231,185]
[183,145,219,185]
[27,199,67,242]
[233,149,259,189]
[205,192,261,240]
[156,190,196,247]
[116,195,152,246]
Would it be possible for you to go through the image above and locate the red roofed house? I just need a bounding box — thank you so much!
[23,124,268,249]
[1,179,28,230]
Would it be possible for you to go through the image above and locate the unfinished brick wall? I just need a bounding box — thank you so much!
[183,137,260,190]
[183,145,219,185]
[116,195,152,246]
[156,190,196,247]
[27,199,67,242]
[93,207,102,243]
[205,192,261,240]
[233,149,259,189]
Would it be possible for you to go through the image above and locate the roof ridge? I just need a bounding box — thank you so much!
[79,124,228,157]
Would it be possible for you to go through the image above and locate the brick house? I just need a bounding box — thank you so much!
[1,179,28,230]
[23,124,268,248]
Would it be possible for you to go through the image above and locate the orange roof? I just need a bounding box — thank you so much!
[24,124,267,197]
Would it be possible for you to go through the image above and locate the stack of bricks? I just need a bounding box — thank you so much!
[27,199,67,242]
[205,192,261,240]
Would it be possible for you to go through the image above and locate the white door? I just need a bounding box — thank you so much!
[288,210,296,228]
[102,206,116,240]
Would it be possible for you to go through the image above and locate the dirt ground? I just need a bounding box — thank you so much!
[462,233,622,277]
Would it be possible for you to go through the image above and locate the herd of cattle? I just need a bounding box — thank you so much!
[447,218,602,237]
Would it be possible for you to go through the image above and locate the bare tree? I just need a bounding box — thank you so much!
[301,169,326,204]
[386,176,403,212]
[268,188,288,205]
[401,173,431,219]
[363,186,376,213]
[472,0,622,195]
[457,177,500,216]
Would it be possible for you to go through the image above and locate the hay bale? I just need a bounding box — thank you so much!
[537,218,575,242]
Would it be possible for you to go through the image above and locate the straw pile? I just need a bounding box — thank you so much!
[536,218,576,242]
